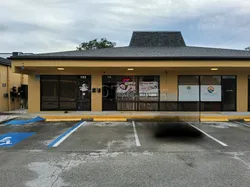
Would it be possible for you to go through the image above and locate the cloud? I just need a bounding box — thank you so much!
[0,0,250,53]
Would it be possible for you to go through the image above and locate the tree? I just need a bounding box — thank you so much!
[76,38,116,51]
[245,47,250,51]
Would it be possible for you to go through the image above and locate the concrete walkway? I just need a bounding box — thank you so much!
[4,111,249,122]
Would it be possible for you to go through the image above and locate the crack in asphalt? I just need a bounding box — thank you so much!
[50,159,71,187]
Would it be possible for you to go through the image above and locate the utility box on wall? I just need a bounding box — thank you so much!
[3,93,8,98]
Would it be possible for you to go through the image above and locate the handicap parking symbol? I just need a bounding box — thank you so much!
[0,132,35,147]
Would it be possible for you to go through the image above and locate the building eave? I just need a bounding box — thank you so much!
[9,56,250,61]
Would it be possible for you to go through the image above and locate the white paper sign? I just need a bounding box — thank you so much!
[178,85,199,101]
[139,82,158,97]
[200,85,221,101]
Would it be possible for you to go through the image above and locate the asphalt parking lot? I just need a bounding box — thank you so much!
[1,120,250,186]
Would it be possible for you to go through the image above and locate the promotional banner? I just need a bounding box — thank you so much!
[116,82,136,97]
[178,85,199,101]
[139,82,159,97]
[200,85,221,101]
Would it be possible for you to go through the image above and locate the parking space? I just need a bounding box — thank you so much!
[1,119,250,153]
[135,122,224,152]
[0,121,75,150]
[54,121,138,152]
[192,121,250,151]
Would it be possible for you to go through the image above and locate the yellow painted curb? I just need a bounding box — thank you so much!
[45,118,82,122]
[200,116,228,122]
[93,118,127,122]
[43,116,83,119]
[41,115,250,122]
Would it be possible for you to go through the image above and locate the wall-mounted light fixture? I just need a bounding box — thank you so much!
[57,68,64,71]
[127,68,134,71]
[210,68,218,71]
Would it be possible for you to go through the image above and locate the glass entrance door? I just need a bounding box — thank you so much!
[102,75,117,111]
[222,76,236,111]
[77,76,91,111]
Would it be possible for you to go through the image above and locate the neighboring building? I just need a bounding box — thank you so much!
[0,57,28,112]
[0,52,34,59]
[0,53,12,59]
[9,31,250,113]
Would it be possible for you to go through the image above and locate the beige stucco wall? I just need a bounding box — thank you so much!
[91,73,102,111]
[28,74,40,112]
[0,64,28,112]
[10,59,250,113]
[237,73,248,112]
[0,65,8,112]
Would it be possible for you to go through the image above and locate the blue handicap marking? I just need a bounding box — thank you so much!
[0,132,35,147]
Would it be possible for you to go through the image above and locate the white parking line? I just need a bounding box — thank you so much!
[187,122,228,147]
[132,121,141,147]
[48,121,85,147]
[234,121,250,128]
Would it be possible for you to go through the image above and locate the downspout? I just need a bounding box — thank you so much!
[7,66,11,111]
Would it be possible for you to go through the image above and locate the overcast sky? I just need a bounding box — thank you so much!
[1,0,250,53]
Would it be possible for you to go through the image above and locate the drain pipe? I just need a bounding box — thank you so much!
[7,66,11,111]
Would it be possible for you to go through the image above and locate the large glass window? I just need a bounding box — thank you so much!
[200,76,221,85]
[179,75,199,85]
[178,75,236,111]
[138,76,159,111]
[178,76,199,111]
[41,76,59,110]
[41,75,91,111]
[103,75,160,111]
[116,76,137,111]
[59,76,77,110]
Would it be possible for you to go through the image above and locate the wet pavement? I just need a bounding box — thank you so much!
[0,120,250,186]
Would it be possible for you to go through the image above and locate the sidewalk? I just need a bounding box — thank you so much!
[2,110,250,122]
[18,111,250,122]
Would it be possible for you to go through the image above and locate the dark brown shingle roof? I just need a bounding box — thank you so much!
[10,31,250,60]
[0,57,11,66]
[129,31,186,47]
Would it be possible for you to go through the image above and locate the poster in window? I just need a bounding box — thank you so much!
[178,85,199,101]
[116,82,136,97]
[200,85,221,101]
[139,82,158,97]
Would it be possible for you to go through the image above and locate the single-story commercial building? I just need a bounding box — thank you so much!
[0,57,28,112]
[9,31,250,113]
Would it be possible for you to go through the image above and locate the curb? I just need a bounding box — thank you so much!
[39,115,250,122]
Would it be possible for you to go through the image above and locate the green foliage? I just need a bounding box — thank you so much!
[77,38,116,51]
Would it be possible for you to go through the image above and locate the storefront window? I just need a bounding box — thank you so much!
[178,75,236,111]
[138,76,159,111]
[103,75,160,111]
[41,76,59,110]
[40,75,91,111]
[178,75,199,85]
[178,75,199,111]
[200,76,221,85]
